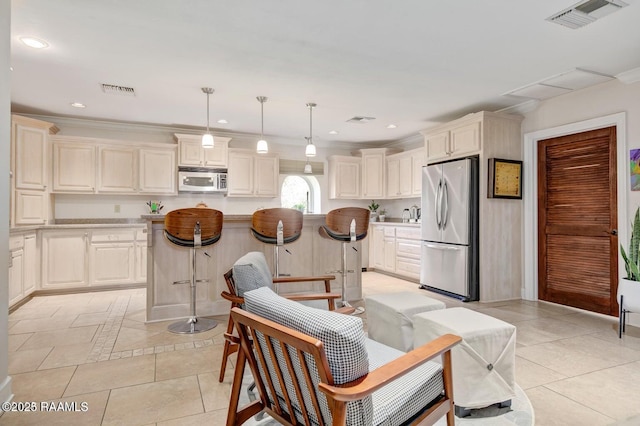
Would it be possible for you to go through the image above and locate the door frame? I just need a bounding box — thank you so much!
[523,112,627,301]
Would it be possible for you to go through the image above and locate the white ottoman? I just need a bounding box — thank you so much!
[365,292,446,352]
[413,307,516,414]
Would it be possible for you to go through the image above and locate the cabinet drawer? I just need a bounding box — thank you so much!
[136,228,148,241]
[396,239,421,258]
[9,236,25,250]
[396,257,421,279]
[91,230,135,243]
[383,227,395,237]
[395,227,421,240]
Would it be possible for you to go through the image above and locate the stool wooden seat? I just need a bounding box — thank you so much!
[164,208,223,334]
[250,208,303,277]
[318,207,370,312]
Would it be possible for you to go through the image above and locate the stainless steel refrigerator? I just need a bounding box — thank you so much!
[420,157,479,301]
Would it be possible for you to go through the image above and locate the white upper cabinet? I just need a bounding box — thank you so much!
[52,139,96,193]
[139,147,177,194]
[328,156,361,199]
[361,149,386,199]
[411,148,424,196]
[254,155,279,196]
[175,133,230,168]
[423,121,481,162]
[13,120,49,190]
[98,145,137,193]
[227,149,279,197]
[52,136,177,195]
[11,115,57,227]
[386,155,401,198]
[386,148,422,199]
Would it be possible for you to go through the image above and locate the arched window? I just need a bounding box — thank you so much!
[281,175,320,213]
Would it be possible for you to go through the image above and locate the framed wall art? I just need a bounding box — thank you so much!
[488,158,523,199]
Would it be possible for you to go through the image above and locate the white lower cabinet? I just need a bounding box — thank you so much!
[135,229,147,282]
[42,227,146,289]
[8,232,39,307]
[42,230,89,288]
[369,224,421,280]
[23,233,38,295]
[89,231,136,285]
[8,237,25,307]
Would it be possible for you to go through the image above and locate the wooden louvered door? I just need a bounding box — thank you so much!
[538,126,618,315]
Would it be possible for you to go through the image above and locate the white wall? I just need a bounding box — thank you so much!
[1,0,13,404]
[521,78,640,323]
[522,79,640,217]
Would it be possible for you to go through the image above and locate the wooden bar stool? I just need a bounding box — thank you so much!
[164,208,223,334]
[318,207,370,313]
[250,208,303,278]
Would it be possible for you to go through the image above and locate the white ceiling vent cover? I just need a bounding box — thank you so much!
[547,0,628,29]
[101,84,136,97]
[346,116,376,124]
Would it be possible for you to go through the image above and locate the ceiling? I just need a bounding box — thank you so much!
[9,0,640,147]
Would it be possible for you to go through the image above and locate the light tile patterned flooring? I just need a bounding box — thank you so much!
[2,272,640,425]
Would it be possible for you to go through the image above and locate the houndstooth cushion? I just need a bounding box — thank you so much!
[232,251,273,298]
[366,339,445,425]
[244,287,372,425]
[244,287,445,426]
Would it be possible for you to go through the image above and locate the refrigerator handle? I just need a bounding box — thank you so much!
[436,179,442,229]
[442,180,449,229]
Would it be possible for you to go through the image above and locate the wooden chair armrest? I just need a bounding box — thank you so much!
[223,332,240,344]
[335,306,356,315]
[221,291,244,305]
[318,334,461,402]
[273,275,336,284]
[283,292,341,301]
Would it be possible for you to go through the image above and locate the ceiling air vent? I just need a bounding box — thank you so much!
[346,116,376,124]
[100,83,136,97]
[547,0,628,29]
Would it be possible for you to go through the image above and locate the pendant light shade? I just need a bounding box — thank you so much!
[256,96,269,154]
[201,87,214,148]
[305,102,317,157]
[304,160,312,174]
[305,138,316,157]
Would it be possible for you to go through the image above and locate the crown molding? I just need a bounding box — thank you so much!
[616,67,640,85]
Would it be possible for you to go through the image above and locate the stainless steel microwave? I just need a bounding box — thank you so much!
[178,167,227,193]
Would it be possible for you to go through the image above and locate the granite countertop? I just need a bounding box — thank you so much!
[370,220,421,227]
[141,213,327,222]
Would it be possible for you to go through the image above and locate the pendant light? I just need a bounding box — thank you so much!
[305,102,317,157]
[256,96,269,154]
[201,87,214,148]
[304,159,312,174]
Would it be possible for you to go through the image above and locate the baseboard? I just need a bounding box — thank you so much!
[10,283,146,314]
[365,269,420,284]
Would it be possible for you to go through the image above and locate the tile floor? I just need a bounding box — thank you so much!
[2,272,640,425]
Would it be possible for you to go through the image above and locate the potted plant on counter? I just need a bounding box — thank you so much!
[368,200,379,222]
[619,207,640,337]
[378,208,387,222]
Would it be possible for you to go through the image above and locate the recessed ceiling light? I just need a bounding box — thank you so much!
[328,130,339,135]
[70,102,86,108]
[217,119,228,124]
[19,37,49,49]
[386,124,397,129]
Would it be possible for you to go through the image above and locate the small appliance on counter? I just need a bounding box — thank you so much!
[409,204,419,223]
[402,209,411,223]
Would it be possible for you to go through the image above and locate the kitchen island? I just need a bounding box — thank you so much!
[143,214,363,322]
